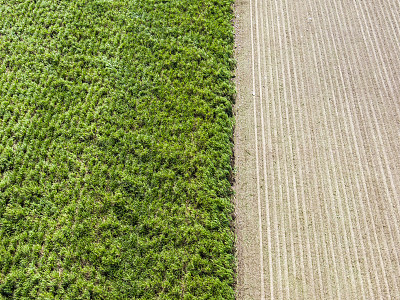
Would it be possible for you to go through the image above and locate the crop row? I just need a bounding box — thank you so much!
[0,0,235,299]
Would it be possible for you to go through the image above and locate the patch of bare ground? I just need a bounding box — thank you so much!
[234,0,400,298]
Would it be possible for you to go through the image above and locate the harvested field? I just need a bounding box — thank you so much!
[234,0,400,298]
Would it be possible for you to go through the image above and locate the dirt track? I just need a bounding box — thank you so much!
[233,0,400,298]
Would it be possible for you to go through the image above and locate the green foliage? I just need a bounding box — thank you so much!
[0,0,235,298]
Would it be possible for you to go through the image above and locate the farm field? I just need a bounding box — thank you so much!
[234,0,400,298]
[0,0,236,299]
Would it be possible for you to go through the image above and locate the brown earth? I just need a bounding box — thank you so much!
[233,0,400,299]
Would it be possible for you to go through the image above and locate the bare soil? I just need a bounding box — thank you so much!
[233,0,400,298]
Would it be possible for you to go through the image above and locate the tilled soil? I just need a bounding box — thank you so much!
[233,0,400,298]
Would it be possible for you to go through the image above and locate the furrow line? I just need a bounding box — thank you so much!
[313,1,376,298]
[271,0,301,298]
[359,0,400,250]
[306,19,348,300]
[254,0,273,296]
[288,1,328,297]
[307,1,362,297]
[276,0,313,298]
[300,1,346,298]
[265,0,290,297]
[331,0,392,296]
[291,11,340,300]
[249,0,266,297]
[271,2,291,298]
[362,0,400,124]
[340,0,400,294]
[329,1,384,296]
[235,0,400,297]
[351,0,400,219]
[262,0,284,297]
